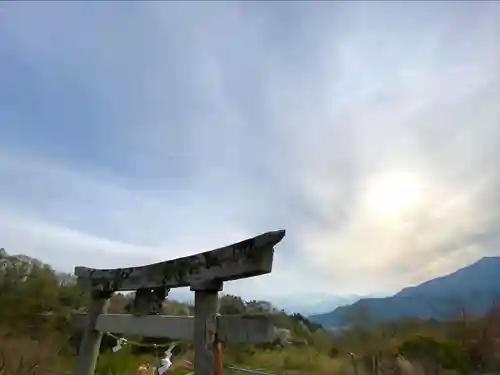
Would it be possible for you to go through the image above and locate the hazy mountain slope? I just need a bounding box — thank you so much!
[396,256,500,298]
[270,293,363,315]
[309,256,500,327]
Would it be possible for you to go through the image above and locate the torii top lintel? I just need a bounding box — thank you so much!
[74,229,285,292]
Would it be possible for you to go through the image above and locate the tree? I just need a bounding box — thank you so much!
[218,294,246,314]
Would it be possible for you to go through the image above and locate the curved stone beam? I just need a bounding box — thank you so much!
[74,229,285,291]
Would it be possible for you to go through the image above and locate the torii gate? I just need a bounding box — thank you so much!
[72,230,286,375]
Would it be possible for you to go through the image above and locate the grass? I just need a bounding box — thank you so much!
[0,335,348,375]
[2,327,488,375]
[0,330,338,375]
[227,346,346,374]
[94,346,346,375]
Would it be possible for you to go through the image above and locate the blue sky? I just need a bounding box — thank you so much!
[1,2,500,301]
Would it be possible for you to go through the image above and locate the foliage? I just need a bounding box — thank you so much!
[2,248,500,375]
[219,295,246,315]
[398,335,470,375]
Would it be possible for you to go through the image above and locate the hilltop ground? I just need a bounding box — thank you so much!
[2,251,500,375]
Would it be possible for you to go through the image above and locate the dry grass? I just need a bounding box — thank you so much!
[95,346,349,375]
[0,333,67,375]
[0,329,464,375]
[223,346,348,375]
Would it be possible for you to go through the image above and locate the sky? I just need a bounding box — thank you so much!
[1,1,500,302]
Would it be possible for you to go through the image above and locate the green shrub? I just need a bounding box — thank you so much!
[398,335,471,374]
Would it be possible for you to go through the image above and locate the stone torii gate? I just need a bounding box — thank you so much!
[72,230,286,375]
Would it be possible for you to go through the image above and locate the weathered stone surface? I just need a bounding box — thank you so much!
[75,230,285,292]
[73,294,111,375]
[73,313,277,344]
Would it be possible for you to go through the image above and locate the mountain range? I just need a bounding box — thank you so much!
[309,256,500,327]
[263,292,365,315]
[167,290,364,315]
[4,247,500,324]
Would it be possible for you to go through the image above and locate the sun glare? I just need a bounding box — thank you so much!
[363,170,425,219]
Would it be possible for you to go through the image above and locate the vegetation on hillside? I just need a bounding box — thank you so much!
[2,249,500,375]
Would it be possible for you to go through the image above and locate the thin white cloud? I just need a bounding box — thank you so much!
[0,2,500,300]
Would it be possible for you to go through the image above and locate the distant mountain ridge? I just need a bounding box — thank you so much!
[169,289,362,315]
[396,256,500,298]
[309,256,500,327]
[269,293,363,315]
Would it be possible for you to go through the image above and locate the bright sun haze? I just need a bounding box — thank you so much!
[363,170,425,220]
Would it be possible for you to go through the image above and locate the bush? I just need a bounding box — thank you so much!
[398,335,471,375]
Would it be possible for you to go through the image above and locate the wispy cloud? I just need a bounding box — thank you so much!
[1,1,499,300]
